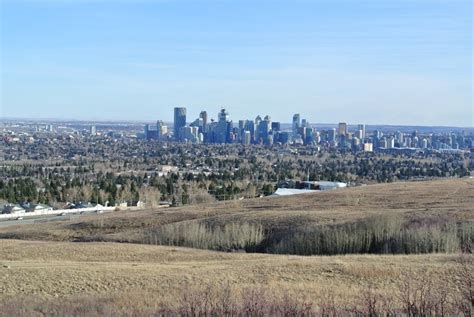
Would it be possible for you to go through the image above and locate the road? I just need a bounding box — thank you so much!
[0,210,102,228]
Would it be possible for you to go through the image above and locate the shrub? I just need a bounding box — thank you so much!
[148,221,265,252]
[270,215,473,255]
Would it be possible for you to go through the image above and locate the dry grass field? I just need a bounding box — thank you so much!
[0,239,471,316]
[0,178,472,315]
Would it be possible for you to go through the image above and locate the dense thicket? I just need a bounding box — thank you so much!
[148,222,264,252]
[270,216,473,255]
[146,216,473,256]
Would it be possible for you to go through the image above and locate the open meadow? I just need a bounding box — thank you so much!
[0,239,472,316]
[0,178,472,315]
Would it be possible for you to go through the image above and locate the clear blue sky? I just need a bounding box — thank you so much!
[1,0,472,126]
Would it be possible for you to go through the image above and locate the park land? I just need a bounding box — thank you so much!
[0,178,472,316]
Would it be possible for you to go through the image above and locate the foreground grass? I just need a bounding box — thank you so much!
[0,239,472,316]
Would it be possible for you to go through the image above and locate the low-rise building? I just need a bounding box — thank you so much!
[1,204,26,214]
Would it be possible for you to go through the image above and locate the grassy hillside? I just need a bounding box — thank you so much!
[0,178,472,255]
[0,179,472,315]
[0,239,471,316]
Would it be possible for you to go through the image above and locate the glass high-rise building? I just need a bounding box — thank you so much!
[292,114,301,136]
[174,107,187,140]
[199,111,208,128]
[338,122,347,136]
[329,128,337,142]
[357,124,365,139]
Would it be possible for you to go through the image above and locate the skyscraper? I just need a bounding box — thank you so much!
[211,108,231,143]
[357,124,365,139]
[328,128,337,142]
[338,122,347,136]
[243,131,251,145]
[174,107,187,140]
[199,111,208,128]
[258,116,271,144]
[244,120,255,143]
[145,121,165,140]
[254,115,262,142]
[157,120,165,139]
[292,114,300,136]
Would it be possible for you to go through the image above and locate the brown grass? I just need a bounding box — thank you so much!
[0,239,471,316]
[0,178,472,246]
[0,179,472,315]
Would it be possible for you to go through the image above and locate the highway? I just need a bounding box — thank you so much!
[0,210,103,228]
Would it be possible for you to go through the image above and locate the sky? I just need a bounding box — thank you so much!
[0,0,472,126]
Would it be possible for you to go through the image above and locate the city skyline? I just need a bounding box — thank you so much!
[137,106,471,152]
[1,0,472,126]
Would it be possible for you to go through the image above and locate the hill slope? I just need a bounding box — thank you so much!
[0,239,471,316]
[0,178,472,255]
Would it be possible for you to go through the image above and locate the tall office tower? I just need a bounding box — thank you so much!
[357,124,365,139]
[156,120,165,139]
[338,122,347,136]
[304,127,314,144]
[263,115,271,128]
[263,115,272,142]
[160,125,168,136]
[243,130,251,145]
[258,117,271,144]
[254,115,262,142]
[244,120,255,143]
[174,107,187,140]
[396,131,404,145]
[352,137,361,148]
[315,131,321,143]
[403,136,410,148]
[329,128,337,142]
[90,125,96,136]
[374,129,383,139]
[292,114,301,136]
[421,138,428,149]
[218,108,230,122]
[301,119,308,128]
[388,137,395,149]
[144,124,150,139]
[238,120,246,142]
[199,111,208,128]
[211,108,231,143]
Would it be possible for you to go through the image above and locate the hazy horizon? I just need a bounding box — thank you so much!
[3,115,474,130]
[1,0,472,127]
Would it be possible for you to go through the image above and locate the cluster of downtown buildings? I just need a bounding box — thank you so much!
[145,107,330,146]
[144,107,472,152]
